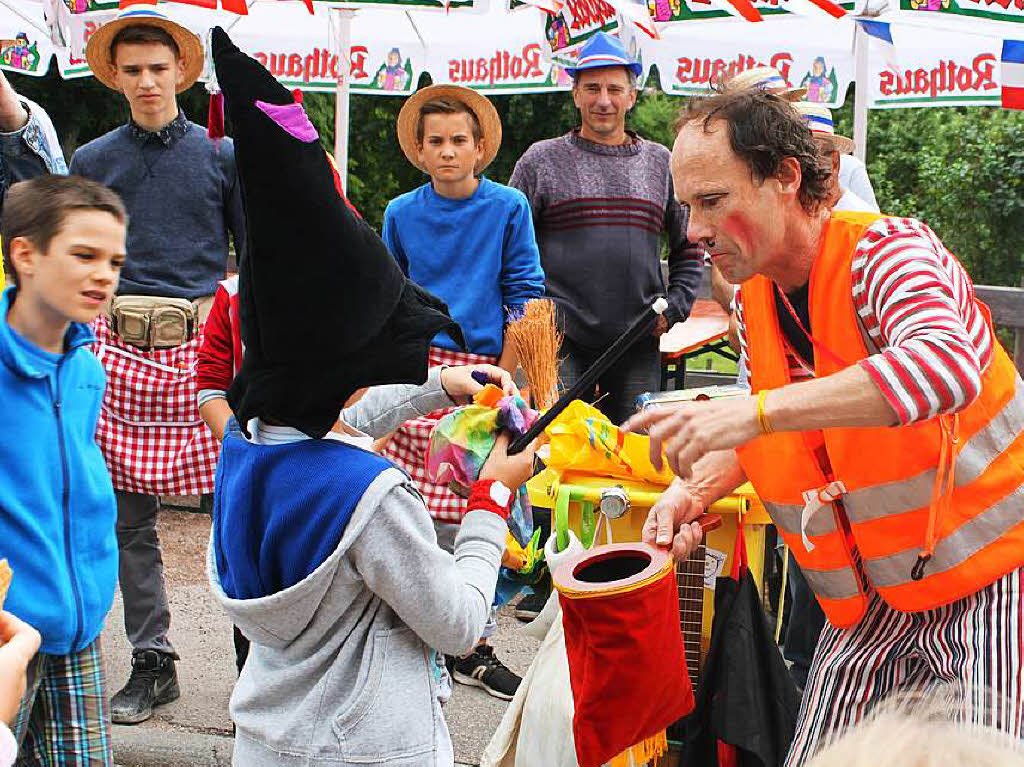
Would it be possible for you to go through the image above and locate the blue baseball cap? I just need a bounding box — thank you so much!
[565,32,642,78]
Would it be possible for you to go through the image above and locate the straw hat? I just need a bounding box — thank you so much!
[397,84,502,174]
[792,102,854,155]
[86,6,203,94]
[724,65,806,101]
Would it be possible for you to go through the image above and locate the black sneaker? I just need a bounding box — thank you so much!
[514,575,551,622]
[110,650,180,724]
[452,645,521,701]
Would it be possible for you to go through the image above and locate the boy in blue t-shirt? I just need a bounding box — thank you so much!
[0,175,127,764]
[381,85,545,700]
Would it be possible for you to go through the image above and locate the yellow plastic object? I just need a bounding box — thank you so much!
[546,400,677,485]
[527,468,771,656]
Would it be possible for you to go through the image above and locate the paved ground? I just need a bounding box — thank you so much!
[102,507,541,766]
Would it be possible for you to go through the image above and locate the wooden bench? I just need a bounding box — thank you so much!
[659,298,737,390]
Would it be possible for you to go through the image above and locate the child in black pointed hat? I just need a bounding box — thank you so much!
[204,28,538,767]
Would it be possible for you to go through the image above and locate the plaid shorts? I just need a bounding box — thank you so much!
[11,637,112,767]
[382,347,497,522]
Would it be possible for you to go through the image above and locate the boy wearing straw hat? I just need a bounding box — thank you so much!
[69,6,246,725]
[381,84,544,701]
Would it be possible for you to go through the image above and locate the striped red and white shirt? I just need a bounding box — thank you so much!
[736,216,992,426]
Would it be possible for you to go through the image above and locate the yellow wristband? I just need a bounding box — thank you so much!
[756,389,774,435]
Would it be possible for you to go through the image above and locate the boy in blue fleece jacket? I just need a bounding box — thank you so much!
[0,175,127,764]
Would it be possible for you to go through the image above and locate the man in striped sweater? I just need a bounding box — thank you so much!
[627,89,1024,764]
[509,32,703,426]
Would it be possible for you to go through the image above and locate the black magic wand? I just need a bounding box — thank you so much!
[507,297,669,456]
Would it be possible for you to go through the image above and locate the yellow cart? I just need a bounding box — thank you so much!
[527,467,773,666]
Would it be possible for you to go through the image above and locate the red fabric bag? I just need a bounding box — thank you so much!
[555,543,696,767]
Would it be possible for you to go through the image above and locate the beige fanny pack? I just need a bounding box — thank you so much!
[111,296,199,349]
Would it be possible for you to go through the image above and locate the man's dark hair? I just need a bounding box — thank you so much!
[416,98,482,145]
[110,24,181,63]
[2,175,127,285]
[676,89,831,214]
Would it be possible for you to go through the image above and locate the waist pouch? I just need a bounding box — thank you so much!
[111,296,198,349]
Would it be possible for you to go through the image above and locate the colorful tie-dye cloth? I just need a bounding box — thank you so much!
[426,385,542,604]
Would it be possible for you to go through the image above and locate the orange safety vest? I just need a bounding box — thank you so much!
[737,211,1024,628]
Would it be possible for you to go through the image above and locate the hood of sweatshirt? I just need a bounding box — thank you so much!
[207,434,405,649]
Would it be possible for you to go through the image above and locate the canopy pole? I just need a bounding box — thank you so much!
[330,7,357,194]
[853,20,869,162]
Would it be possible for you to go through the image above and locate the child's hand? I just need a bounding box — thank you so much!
[480,434,537,490]
[0,611,40,725]
[440,365,517,404]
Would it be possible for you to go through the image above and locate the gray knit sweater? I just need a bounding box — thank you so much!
[70,113,245,300]
[509,130,703,348]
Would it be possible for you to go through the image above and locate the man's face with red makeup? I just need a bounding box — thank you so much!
[671,118,793,286]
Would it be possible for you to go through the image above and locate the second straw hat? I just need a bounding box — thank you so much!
[792,102,855,155]
[725,65,806,101]
[85,6,203,94]
[397,84,502,174]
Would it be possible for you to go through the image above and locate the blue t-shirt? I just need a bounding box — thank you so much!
[382,178,545,356]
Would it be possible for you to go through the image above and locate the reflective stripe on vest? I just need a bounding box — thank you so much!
[761,499,859,600]
[840,378,1024,523]
[865,483,1024,590]
[762,499,837,540]
[738,211,1024,625]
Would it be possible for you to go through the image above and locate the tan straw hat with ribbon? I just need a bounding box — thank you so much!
[724,65,806,101]
[792,101,854,155]
[397,84,502,174]
[86,5,203,94]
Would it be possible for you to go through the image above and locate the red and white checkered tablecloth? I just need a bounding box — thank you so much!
[382,346,497,522]
[91,314,219,496]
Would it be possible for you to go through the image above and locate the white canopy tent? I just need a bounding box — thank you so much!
[0,0,1019,171]
[0,0,569,183]
[539,0,1023,158]
[634,13,1015,158]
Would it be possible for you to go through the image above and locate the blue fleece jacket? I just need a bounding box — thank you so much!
[382,178,545,356]
[0,288,117,654]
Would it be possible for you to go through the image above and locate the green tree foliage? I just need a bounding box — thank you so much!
[832,100,1024,288]
[9,65,1021,288]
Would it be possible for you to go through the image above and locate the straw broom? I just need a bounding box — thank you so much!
[506,299,563,410]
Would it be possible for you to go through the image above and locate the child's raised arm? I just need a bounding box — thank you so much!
[348,437,535,655]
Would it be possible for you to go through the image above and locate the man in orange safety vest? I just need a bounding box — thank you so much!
[626,88,1024,766]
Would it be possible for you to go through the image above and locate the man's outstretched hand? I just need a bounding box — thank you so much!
[623,396,760,479]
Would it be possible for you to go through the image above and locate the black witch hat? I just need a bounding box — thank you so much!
[212,27,464,438]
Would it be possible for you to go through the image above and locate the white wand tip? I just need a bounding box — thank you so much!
[652,298,669,315]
